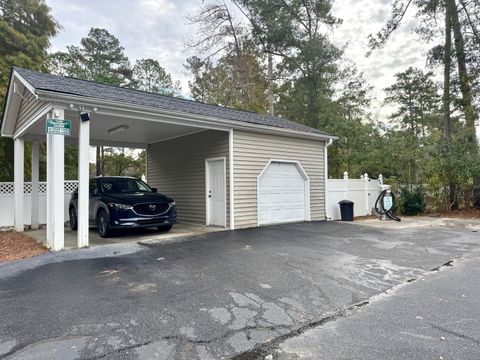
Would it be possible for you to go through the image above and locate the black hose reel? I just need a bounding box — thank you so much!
[375,189,401,222]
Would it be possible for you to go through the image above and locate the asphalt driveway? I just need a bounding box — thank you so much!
[0,219,479,359]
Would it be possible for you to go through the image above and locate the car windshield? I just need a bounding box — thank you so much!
[99,178,152,194]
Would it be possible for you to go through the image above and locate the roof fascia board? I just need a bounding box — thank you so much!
[36,90,337,141]
[1,71,17,136]
[13,103,53,139]
[1,70,40,137]
[14,71,38,100]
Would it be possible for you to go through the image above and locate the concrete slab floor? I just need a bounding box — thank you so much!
[26,223,223,249]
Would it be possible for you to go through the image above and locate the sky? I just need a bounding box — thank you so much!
[44,0,431,122]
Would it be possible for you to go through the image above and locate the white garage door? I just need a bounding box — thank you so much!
[258,162,308,225]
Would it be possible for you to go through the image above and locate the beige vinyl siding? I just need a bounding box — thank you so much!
[14,91,47,133]
[147,130,230,227]
[233,130,325,228]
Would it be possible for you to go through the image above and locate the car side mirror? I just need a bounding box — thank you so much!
[91,188,99,196]
[151,187,158,193]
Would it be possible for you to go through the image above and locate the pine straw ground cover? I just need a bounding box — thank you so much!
[0,230,47,263]
[434,208,480,219]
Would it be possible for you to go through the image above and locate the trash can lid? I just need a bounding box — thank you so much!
[338,200,354,205]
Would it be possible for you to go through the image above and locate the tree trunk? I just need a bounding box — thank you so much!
[449,0,478,143]
[267,53,274,115]
[443,0,458,210]
[101,146,105,176]
[443,14,452,143]
[449,0,480,207]
[96,146,101,176]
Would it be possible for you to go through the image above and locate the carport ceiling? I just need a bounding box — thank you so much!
[26,110,208,147]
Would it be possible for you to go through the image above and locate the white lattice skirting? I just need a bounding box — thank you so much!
[0,181,78,195]
[0,181,78,227]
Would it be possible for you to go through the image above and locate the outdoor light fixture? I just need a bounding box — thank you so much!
[108,125,129,134]
[80,111,90,122]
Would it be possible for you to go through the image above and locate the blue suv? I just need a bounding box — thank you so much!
[69,177,177,237]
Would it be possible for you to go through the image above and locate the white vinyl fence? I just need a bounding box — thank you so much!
[1,174,382,227]
[0,181,77,228]
[326,172,384,220]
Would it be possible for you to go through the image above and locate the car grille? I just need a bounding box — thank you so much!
[137,219,166,225]
[133,203,170,215]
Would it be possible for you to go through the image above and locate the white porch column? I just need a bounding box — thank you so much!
[46,131,53,246]
[77,117,90,248]
[31,140,40,229]
[14,138,24,232]
[46,108,65,250]
[343,171,349,200]
[364,173,370,215]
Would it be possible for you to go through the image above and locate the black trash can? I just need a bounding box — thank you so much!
[339,200,354,221]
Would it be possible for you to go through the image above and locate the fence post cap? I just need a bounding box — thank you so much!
[343,171,348,179]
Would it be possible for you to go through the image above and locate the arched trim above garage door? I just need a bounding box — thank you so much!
[257,159,311,226]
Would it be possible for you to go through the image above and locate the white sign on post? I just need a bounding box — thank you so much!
[383,195,393,211]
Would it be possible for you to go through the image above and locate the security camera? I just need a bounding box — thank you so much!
[80,111,90,122]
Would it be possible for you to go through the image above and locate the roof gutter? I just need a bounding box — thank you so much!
[36,90,338,142]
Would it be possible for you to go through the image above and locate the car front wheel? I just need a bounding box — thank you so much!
[97,210,112,238]
[69,207,78,230]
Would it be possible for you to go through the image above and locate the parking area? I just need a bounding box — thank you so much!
[1,218,479,359]
[26,223,223,249]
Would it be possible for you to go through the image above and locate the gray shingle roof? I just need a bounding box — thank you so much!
[15,67,331,137]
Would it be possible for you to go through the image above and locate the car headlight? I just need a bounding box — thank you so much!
[169,201,176,207]
[107,203,132,210]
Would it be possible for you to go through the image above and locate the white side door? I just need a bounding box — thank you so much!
[206,158,226,227]
[258,161,307,225]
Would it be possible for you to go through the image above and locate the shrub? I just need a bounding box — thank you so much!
[399,186,426,216]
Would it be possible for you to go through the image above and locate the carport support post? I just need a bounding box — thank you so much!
[47,130,53,245]
[364,173,370,215]
[14,138,24,232]
[31,140,40,230]
[47,108,65,251]
[77,115,90,248]
[343,171,349,200]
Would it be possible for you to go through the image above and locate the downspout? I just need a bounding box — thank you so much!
[324,138,333,220]
[229,129,235,230]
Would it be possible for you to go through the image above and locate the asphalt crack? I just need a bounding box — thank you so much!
[1,258,460,360]
[231,300,370,360]
[427,323,480,345]
[0,343,29,359]
[231,258,460,359]
[430,260,454,272]
[84,324,293,359]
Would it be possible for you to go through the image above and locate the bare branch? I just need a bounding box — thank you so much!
[459,0,480,45]
[367,0,413,56]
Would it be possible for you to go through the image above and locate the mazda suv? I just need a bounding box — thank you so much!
[69,177,177,237]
